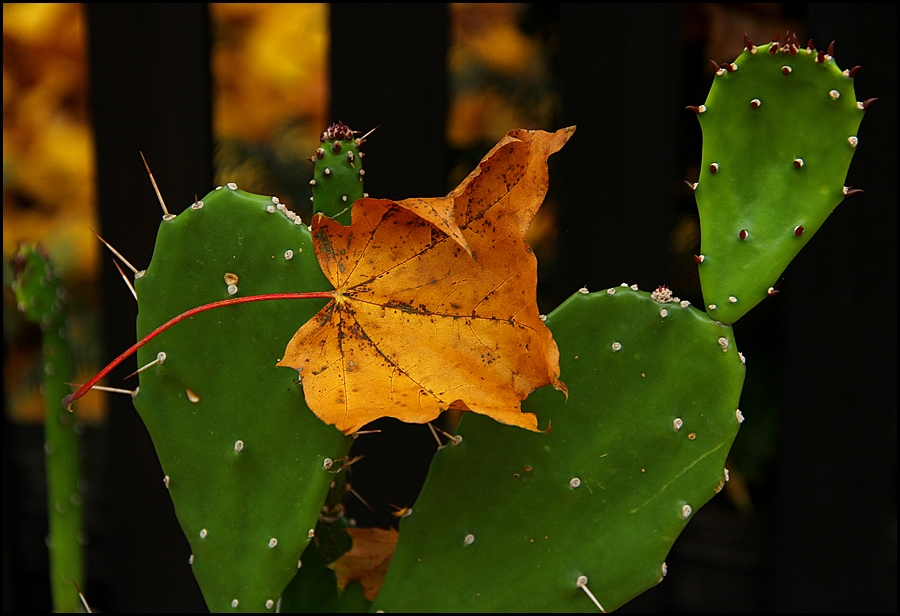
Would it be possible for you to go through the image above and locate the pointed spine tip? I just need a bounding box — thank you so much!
[827,40,835,56]
[848,65,861,78]
[816,49,826,63]
[843,187,864,196]
[862,97,877,110]
[683,180,698,191]
[685,105,706,114]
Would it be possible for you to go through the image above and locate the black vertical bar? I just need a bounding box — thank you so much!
[86,4,211,611]
[329,3,449,200]
[555,4,685,301]
[774,4,897,612]
[328,4,449,530]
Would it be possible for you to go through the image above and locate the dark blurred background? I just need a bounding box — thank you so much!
[4,3,895,611]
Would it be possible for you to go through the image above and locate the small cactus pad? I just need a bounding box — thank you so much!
[694,39,866,323]
[132,186,352,611]
[375,287,745,612]
[311,122,365,225]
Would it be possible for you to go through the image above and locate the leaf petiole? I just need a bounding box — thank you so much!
[63,291,334,410]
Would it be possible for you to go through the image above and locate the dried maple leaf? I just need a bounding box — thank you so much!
[327,527,398,602]
[278,127,574,434]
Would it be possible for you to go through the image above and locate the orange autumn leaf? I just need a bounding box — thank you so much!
[278,127,574,434]
[327,527,398,601]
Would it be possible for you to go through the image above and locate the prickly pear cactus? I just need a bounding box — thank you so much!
[310,121,366,225]
[131,186,352,611]
[375,286,745,612]
[692,35,868,323]
[11,245,85,613]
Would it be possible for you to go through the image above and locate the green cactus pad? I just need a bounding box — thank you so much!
[312,122,365,225]
[694,40,866,323]
[375,286,745,612]
[132,185,352,612]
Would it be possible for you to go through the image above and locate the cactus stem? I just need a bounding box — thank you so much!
[124,351,167,380]
[112,260,138,300]
[576,576,606,613]
[62,291,334,410]
[90,229,145,277]
[139,152,174,221]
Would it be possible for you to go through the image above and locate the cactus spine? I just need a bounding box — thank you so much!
[11,245,85,613]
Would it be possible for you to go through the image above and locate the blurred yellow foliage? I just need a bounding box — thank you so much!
[3,3,98,283]
[211,3,328,143]
[447,3,557,149]
[4,4,106,424]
